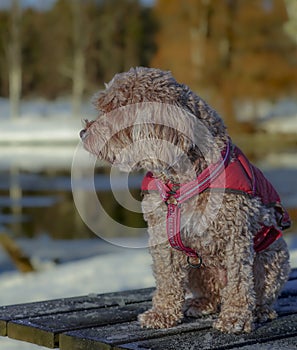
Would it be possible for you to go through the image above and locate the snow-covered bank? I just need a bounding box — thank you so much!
[0,144,77,171]
[0,98,95,144]
[257,99,297,134]
[1,97,297,147]
[0,116,82,144]
[259,114,297,134]
[0,248,154,305]
[0,247,154,350]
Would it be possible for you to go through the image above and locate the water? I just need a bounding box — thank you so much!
[0,164,146,240]
[0,145,297,262]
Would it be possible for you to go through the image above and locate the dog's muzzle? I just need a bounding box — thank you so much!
[80,120,95,140]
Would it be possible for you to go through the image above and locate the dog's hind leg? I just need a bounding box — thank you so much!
[183,267,223,317]
[253,237,290,323]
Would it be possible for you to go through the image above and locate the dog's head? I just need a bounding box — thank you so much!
[80,67,227,174]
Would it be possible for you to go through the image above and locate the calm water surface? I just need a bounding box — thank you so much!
[0,146,297,256]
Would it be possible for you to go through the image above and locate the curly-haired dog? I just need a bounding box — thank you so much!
[80,67,291,333]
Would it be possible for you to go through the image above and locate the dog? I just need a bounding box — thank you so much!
[80,67,291,333]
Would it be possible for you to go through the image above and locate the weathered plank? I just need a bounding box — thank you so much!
[230,336,297,350]
[59,317,213,350]
[0,322,6,337]
[58,292,297,350]
[0,287,153,336]
[1,268,297,349]
[116,313,297,350]
[7,301,151,348]
[275,296,297,316]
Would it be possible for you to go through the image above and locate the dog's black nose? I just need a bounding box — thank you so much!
[79,129,86,139]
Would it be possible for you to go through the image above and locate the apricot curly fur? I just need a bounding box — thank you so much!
[81,67,290,333]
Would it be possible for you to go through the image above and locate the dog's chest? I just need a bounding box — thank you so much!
[142,192,226,264]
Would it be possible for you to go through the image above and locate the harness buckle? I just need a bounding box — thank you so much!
[165,184,180,206]
[187,254,203,268]
[166,195,178,206]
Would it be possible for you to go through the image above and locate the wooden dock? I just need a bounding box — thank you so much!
[1,269,297,349]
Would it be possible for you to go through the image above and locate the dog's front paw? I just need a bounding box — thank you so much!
[138,308,182,329]
[213,312,254,333]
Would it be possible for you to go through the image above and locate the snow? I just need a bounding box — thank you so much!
[0,340,45,350]
[0,116,82,143]
[0,243,154,350]
[257,98,297,133]
[0,97,95,144]
[259,114,297,133]
[0,247,154,305]
[235,98,297,133]
[0,144,77,171]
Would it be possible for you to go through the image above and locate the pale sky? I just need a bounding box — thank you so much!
[0,0,56,10]
[0,0,154,11]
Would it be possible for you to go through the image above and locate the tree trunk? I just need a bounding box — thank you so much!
[9,0,22,120]
[220,0,243,134]
[72,0,85,119]
[284,0,297,43]
[189,0,212,87]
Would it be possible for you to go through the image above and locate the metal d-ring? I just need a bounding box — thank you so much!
[187,254,203,268]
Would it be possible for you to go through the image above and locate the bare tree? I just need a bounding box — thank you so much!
[188,0,212,86]
[284,0,297,44]
[71,0,85,119]
[9,0,22,120]
[220,0,242,131]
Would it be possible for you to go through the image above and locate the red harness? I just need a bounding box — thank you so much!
[141,141,291,260]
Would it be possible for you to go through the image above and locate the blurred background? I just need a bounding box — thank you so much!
[0,0,297,337]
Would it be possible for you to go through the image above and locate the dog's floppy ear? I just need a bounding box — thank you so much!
[92,69,138,113]
[92,74,121,113]
[92,89,115,113]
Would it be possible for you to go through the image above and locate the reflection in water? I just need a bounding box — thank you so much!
[0,146,297,256]
[0,168,146,239]
[9,166,22,236]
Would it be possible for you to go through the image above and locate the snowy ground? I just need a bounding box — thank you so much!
[0,241,154,350]
[0,246,154,305]
[0,97,94,144]
[0,115,82,144]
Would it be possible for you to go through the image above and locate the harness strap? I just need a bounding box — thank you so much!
[166,204,197,258]
[178,141,231,204]
[156,141,231,260]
